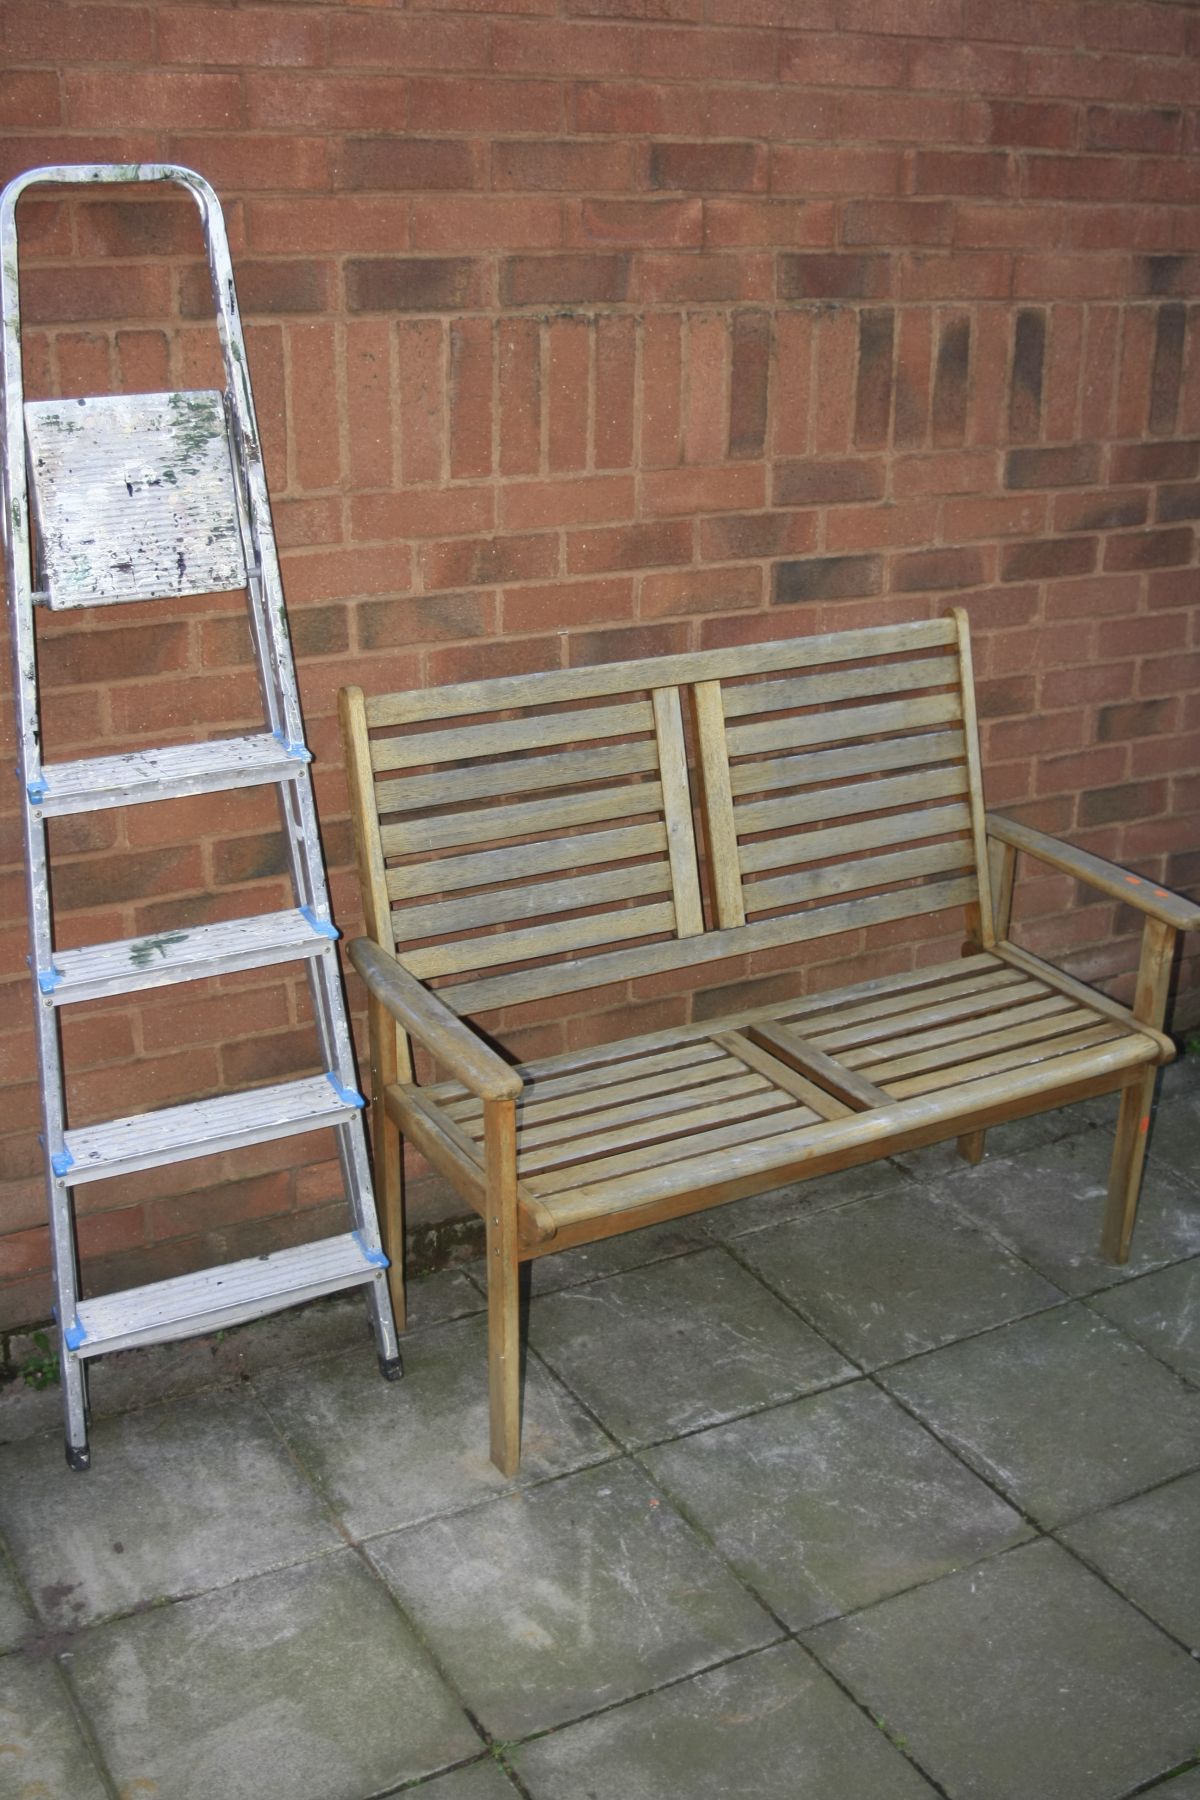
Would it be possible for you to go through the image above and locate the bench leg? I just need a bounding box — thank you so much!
[485,1098,522,1477]
[956,1129,986,1165]
[1101,1070,1157,1264]
[369,994,407,1332]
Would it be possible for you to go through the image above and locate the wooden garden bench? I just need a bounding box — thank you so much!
[339,610,1198,1474]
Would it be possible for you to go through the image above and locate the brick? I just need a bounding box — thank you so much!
[853,308,895,449]
[1006,444,1102,488]
[547,317,591,473]
[1053,490,1148,533]
[987,99,1078,149]
[1103,527,1194,571]
[283,544,411,606]
[640,23,779,81]
[5,1,154,62]
[943,494,1048,540]
[338,138,482,192]
[1013,253,1129,301]
[637,252,772,305]
[911,40,1024,95]
[930,315,971,447]
[773,459,884,507]
[419,533,557,591]
[825,498,939,552]
[771,145,903,196]
[1008,309,1045,443]
[53,847,205,914]
[70,69,239,130]
[357,592,494,650]
[976,673,1037,719]
[1147,567,1200,608]
[896,252,1013,304]
[170,133,331,193]
[841,0,961,33]
[778,254,893,301]
[1081,3,1187,56]
[492,139,635,191]
[708,198,839,249]
[500,254,630,305]
[773,555,883,604]
[162,6,328,67]
[780,32,906,88]
[1097,699,1176,743]
[643,465,765,516]
[55,333,114,400]
[1097,612,1189,659]
[20,265,171,327]
[892,312,932,448]
[1137,254,1200,298]
[1002,536,1098,581]
[246,197,410,258]
[1150,302,1186,436]
[1079,780,1168,827]
[698,510,818,561]
[1156,483,1200,523]
[412,196,562,252]
[729,311,771,458]
[329,14,491,69]
[566,623,691,670]
[892,547,986,593]
[0,71,60,129]
[408,77,564,134]
[954,204,1062,253]
[566,520,693,575]
[913,150,1014,198]
[1110,441,1200,482]
[640,563,762,616]
[502,576,635,634]
[1086,105,1182,155]
[492,17,637,72]
[594,317,636,468]
[449,318,493,481]
[640,314,682,468]
[39,623,190,691]
[345,258,485,314]
[844,201,953,248]
[578,199,702,247]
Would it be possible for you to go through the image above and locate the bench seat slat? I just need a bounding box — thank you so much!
[449,1050,749,1139]
[442,1040,729,1124]
[884,1020,1127,1098]
[519,1081,794,1176]
[864,1003,1102,1085]
[808,973,1047,1055]
[523,1100,819,1197]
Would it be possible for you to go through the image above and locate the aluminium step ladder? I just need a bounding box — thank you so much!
[1,164,401,1469]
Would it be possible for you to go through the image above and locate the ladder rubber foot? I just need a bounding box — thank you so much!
[377,1352,404,1383]
[65,1442,91,1473]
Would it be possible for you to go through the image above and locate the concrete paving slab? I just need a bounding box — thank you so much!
[1059,1471,1200,1651]
[414,1758,522,1798]
[0,1548,34,1652]
[368,1460,778,1740]
[893,1101,1097,1177]
[255,1314,612,1539]
[930,1130,1200,1296]
[0,1656,110,1800]
[807,1537,1200,1800]
[0,1387,340,1630]
[643,1380,1031,1630]
[702,1159,912,1242]
[67,1549,480,1800]
[514,1217,710,1296]
[1140,1057,1200,1193]
[1151,1768,1200,1797]
[511,1641,937,1800]
[881,1304,1200,1528]
[736,1190,1063,1369]
[529,1249,853,1448]
[1089,1257,1200,1384]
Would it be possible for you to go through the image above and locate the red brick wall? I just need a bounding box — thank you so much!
[2,1,1199,1328]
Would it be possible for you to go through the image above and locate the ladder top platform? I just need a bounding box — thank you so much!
[25,389,245,608]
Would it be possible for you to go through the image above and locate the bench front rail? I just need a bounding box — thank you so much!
[340,609,1197,1474]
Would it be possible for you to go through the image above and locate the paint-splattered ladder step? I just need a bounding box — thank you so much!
[28,731,310,816]
[38,907,338,1006]
[67,1232,387,1358]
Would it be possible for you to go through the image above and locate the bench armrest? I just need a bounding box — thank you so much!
[986,814,1200,933]
[348,938,524,1102]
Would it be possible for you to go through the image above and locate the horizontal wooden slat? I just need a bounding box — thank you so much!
[381,779,664,858]
[811,975,1048,1057]
[405,900,676,981]
[525,1094,816,1195]
[993,942,1175,1062]
[364,619,960,727]
[885,1021,1125,1098]
[444,875,977,1014]
[443,1039,729,1124]
[375,739,659,816]
[727,692,962,762]
[370,699,654,773]
[738,776,969,865]
[386,820,667,900]
[517,1072,776,1167]
[729,728,966,800]
[865,1003,1099,1085]
[847,990,1073,1066]
[720,654,960,721]
[744,838,974,918]
[393,860,674,944]
[521,1080,798,1180]
[513,1052,746,1136]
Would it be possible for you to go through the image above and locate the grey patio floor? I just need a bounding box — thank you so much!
[2,1060,1199,1800]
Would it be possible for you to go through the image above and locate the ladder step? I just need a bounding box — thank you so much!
[67,1232,387,1358]
[41,907,338,1005]
[57,1073,365,1185]
[30,732,310,816]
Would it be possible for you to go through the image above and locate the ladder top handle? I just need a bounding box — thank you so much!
[0,162,222,230]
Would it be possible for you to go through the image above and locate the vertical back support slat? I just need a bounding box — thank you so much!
[651,687,705,938]
[952,607,996,948]
[692,679,746,929]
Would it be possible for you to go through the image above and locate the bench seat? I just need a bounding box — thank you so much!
[340,609,1198,1474]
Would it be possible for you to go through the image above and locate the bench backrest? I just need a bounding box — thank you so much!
[340,610,994,1034]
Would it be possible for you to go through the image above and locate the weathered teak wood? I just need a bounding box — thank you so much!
[340,609,1198,1474]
